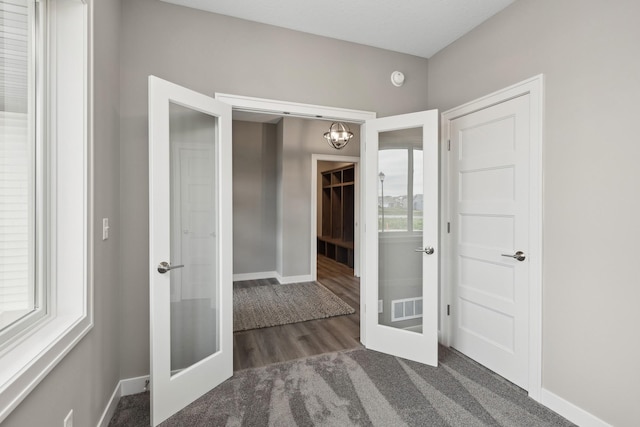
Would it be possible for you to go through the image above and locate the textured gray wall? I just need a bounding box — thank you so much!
[233,120,277,275]
[427,0,640,424]
[2,0,122,425]
[119,0,427,377]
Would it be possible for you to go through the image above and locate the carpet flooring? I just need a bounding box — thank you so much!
[108,346,574,426]
[233,281,355,332]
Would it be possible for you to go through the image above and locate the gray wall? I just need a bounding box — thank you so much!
[119,0,427,377]
[233,120,277,275]
[427,0,640,424]
[3,0,122,425]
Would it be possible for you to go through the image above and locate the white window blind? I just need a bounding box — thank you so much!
[0,0,34,330]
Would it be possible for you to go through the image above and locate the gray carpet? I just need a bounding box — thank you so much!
[233,281,355,332]
[108,347,574,426]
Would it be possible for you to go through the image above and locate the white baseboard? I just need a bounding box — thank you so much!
[96,381,121,427]
[120,375,150,396]
[96,375,150,427]
[540,388,611,427]
[277,273,314,284]
[233,271,278,282]
[232,271,314,284]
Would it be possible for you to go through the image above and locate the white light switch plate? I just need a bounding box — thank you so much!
[102,218,109,241]
[64,409,73,427]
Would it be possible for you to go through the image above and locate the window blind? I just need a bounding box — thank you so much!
[0,0,31,322]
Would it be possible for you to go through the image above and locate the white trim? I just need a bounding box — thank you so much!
[276,273,314,284]
[440,74,544,399]
[96,375,150,427]
[215,93,376,123]
[232,272,316,284]
[310,154,360,281]
[96,381,121,427]
[120,375,150,396]
[540,388,612,427]
[232,271,279,282]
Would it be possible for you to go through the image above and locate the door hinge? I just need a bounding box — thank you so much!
[448,140,451,151]
[447,304,450,316]
[447,222,450,233]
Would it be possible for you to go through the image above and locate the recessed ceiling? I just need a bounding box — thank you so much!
[161,0,515,58]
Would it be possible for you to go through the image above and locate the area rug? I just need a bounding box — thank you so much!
[233,281,355,332]
[108,347,575,427]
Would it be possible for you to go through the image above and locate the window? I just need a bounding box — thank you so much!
[0,0,45,345]
[378,127,424,233]
[0,0,92,421]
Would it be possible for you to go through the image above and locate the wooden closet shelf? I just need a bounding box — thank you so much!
[317,236,354,249]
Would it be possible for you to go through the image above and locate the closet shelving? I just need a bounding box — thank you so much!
[318,164,355,268]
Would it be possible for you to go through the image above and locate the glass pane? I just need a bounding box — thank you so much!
[169,102,219,374]
[0,0,37,333]
[377,127,423,333]
[413,148,423,231]
[378,149,408,231]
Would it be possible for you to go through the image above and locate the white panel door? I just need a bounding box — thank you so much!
[149,76,233,426]
[450,95,530,389]
[364,110,439,366]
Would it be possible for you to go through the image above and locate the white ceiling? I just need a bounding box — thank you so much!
[161,0,515,58]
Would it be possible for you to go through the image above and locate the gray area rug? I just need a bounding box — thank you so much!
[108,347,574,426]
[233,281,355,332]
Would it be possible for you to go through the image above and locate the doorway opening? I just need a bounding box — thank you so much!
[231,113,364,371]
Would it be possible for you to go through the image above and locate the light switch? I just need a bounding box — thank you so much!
[102,218,109,241]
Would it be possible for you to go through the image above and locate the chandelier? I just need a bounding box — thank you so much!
[323,122,354,149]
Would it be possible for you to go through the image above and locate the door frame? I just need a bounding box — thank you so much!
[440,75,544,401]
[311,154,361,281]
[214,92,376,344]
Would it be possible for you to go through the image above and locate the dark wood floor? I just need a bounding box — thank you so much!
[233,255,362,371]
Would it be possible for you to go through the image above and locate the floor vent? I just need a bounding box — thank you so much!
[391,297,423,322]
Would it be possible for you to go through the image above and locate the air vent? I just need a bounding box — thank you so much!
[391,297,423,322]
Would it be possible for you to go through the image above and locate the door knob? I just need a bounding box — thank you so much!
[157,261,185,274]
[501,251,526,262]
[415,246,435,255]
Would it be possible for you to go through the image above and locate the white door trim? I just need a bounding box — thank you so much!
[441,74,544,401]
[215,93,376,123]
[311,155,361,281]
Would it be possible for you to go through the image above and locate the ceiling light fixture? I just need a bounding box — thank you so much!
[323,122,354,149]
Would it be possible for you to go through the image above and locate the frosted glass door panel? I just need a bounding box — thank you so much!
[378,127,423,332]
[169,102,219,374]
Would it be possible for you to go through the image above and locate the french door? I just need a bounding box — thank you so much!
[148,76,233,426]
[364,110,439,366]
